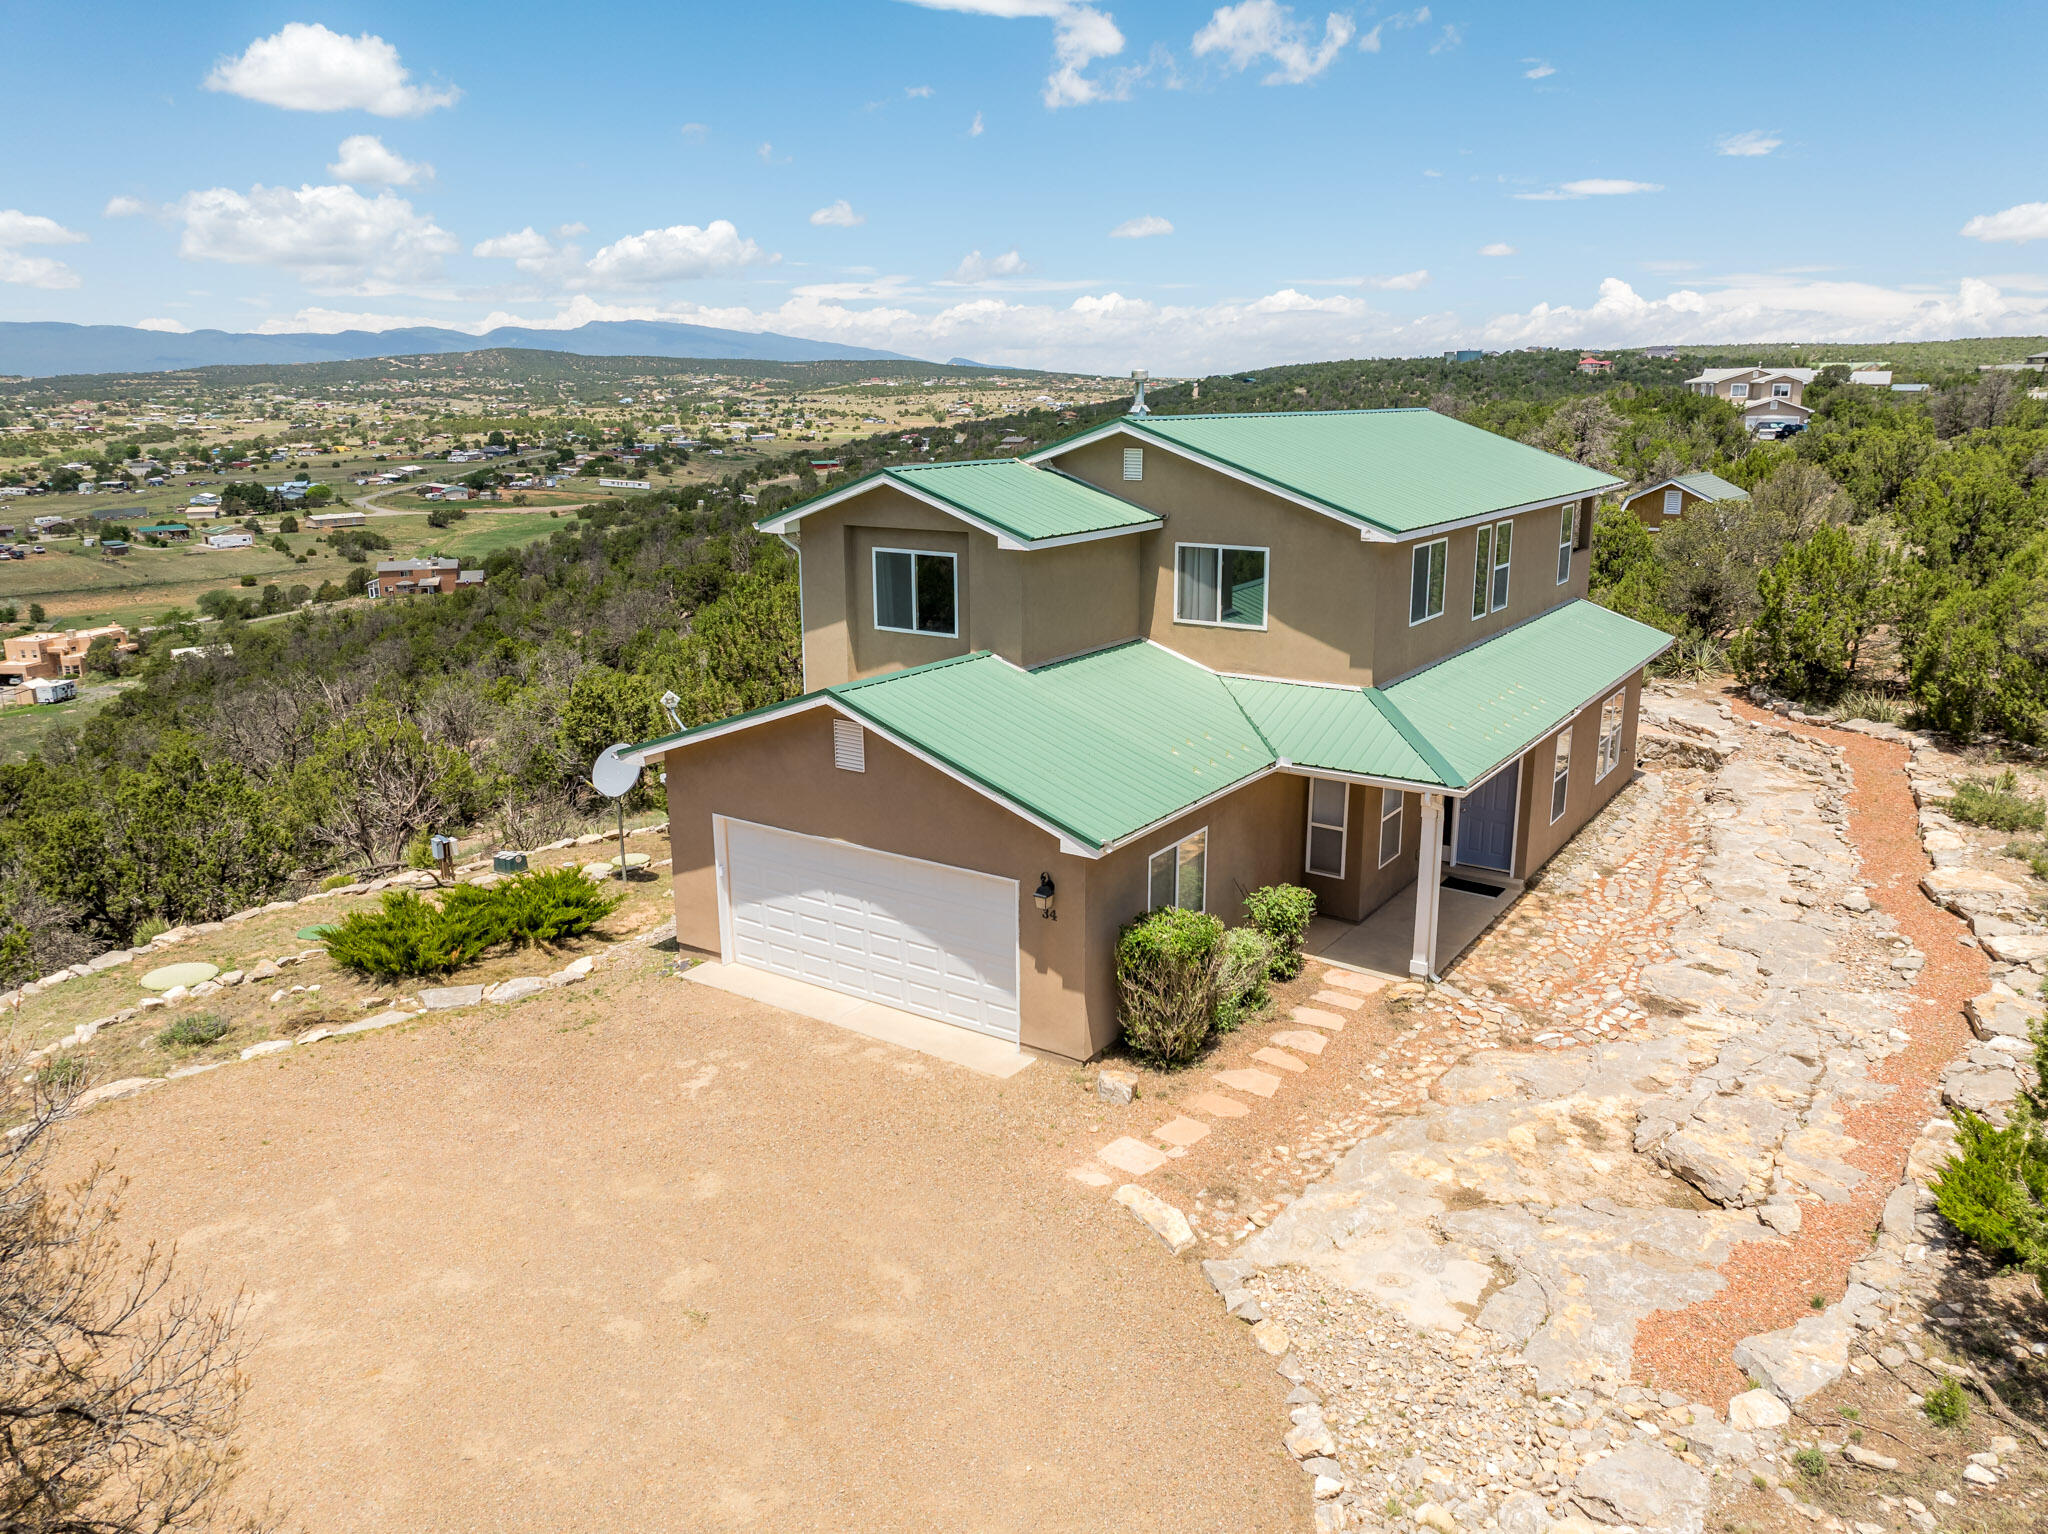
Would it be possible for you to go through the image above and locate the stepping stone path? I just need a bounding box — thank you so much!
[1252,1047,1309,1073]
[1152,1116,1211,1148]
[1292,1007,1346,1031]
[1267,1030,1328,1056]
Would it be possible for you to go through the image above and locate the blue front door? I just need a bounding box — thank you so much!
[1455,761,1518,872]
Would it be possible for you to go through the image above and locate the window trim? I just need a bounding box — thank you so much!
[1772,381,1792,399]
[1489,518,1513,612]
[1305,778,1348,879]
[1469,522,1493,621]
[1146,826,1210,913]
[1729,381,1750,399]
[1549,727,1573,824]
[1596,690,1625,781]
[1378,788,1404,868]
[1173,542,1271,631]
[1556,501,1575,585]
[1409,537,1448,626]
[871,545,959,638]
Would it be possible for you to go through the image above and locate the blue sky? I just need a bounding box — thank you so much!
[4,1,2046,370]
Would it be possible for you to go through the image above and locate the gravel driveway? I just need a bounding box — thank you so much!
[55,964,1306,1532]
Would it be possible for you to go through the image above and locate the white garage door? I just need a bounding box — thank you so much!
[721,819,1021,1042]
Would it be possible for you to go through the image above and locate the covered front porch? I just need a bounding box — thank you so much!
[1304,866,1524,981]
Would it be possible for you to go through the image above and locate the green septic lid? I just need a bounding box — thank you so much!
[141,960,219,991]
[608,852,651,870]
[580,861,615,879]
[297,924,335,941]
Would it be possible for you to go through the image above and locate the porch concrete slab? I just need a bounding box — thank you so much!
[1153,1116,1212,1148]
[1268,1030,1328,1056]
[1303,876,1524,981]
[1217,1068,1283,1098]
[1188,1091,1251,1118]
[1099,1136,1169,1176]
[1291,1007,1346,1031]
[1252,1048,1309,1074]
[683,961,1034,1080]
[1310,990,1364,1011]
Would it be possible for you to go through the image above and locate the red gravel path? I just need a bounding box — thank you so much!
[1632,696,1984,1405]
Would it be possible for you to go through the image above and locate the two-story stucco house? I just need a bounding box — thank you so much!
[1685,366,1817,435]
[623,405,1671,1062]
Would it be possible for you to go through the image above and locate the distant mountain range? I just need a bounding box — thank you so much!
[0,319,916,378]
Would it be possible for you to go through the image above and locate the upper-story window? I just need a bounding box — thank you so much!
[1123,447,1144,481]
[1175,544,1267,628]
[1557,502,1577,583]
[1469,520,1512,618]
[1772,382,1792,399]
[873,547,957,637]
[1729,382,1751,399]
[1410,538,1447,625]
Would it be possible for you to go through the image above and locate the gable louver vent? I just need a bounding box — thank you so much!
[832,718,866,772]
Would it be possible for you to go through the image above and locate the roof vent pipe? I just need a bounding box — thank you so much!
[1130,369,1150,416]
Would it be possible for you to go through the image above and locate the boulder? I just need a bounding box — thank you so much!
[1967,992,2037,1042]
[1983,931,2048,965]
[1732,1308,1850,1402]
[1096,1069,1138,1104]
[1112,1184,1194,1255]
[240,1040,294,1060]
[1572,1441,1709,1533]
[420,984,485,1010]
[73,1077,164,1110]
[484,976,548,1004]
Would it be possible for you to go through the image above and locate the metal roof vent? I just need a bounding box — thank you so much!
[1129,369,1150,416]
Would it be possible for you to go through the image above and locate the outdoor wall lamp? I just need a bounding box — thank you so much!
[1034,873,1056,919]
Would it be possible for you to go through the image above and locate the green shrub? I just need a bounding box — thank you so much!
[131,916,168,946]
[442,867,622,950]
[1244,884,1317,979]
[1922,1379,1970,1428]
[1838,688,1907,726]
[1215,926,1274,1032]
[1946,770,2045,833]
[154,1013,229,1053]
[33,1056,86,1091]
[322,891,494,979]
[320,872,359,892]
[1792,1447,1826,1482]
[2003,838,2048,881]
[1930,1012,2048,1286]
[1115,907,1224,1066]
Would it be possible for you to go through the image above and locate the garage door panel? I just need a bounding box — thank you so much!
[723,820,1021,1042]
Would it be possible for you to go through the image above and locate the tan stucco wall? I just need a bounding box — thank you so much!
[1293,780,1423,924]
[1626,486,1706,533]
[1048,436,1380,686]
[1020,535,1143,666]
[1370,498,1593,683]
[1512,674,1644,876]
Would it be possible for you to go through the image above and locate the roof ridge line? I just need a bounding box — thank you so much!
[1363,688,1467,790]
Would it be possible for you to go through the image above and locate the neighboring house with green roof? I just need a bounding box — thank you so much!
[624,401,1667,1062]
[1620,471,1749,532]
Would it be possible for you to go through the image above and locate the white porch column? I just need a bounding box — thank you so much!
[1410,791,1444,979]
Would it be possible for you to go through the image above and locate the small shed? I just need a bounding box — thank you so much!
[1621,471,1750,532]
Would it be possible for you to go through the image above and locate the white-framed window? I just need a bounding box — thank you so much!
[1556,502,1575,584]
[1470,523,1493,620]
[1175,543,1268,628]
[1596,690,1625,780]
[1772,382,1792,399]
[832,718,866,772]
[1305,778,1348,878]
[1489,519,1513,611]
[1550,728,1572,823]
[1729,382,1750,399]
[1663,487,1682,516]
[1409,538,1447,625]
[1122,446,1144,481]
[1378,789,1403,867]
[1147,827,1208,913]
[873,547,958,637]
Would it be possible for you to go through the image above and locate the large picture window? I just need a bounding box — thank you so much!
[1597,690,1625,779]
[1378,789,1403,867]
[1550,728,1572,823]
[873,548,957,636]
[1175,544,1268,628]
[1305,778,1347,878]
[1147,828,1208,913]
[1410,538,1447,625]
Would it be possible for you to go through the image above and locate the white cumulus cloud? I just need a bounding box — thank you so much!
[1716,129,1781,157]
[1960,200,2048,245]
[169,183,458,294]
[1479,242,1517,257]
[1110,214,1173,238]
[896,1,1134,109]
[947,248,1030,282]
[1515,178,1663,201]
[1193,1,1355,84]
[1523,59,1554,79]
[204,23,459,117]
[969,111,985,136]
[134,317,192,332]
[584,221,772,285]
[0,209,87,289]
[103,196,150,219]
[329,135,434,187]
[810,200,866,228]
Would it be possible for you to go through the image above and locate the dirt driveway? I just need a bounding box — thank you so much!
[54,959,1306,1532]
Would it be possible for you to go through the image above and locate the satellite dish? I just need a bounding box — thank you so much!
[590,742,641,799]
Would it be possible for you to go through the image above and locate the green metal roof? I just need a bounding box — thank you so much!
[1381,600,1672,784]
[1672,471,1749,502]
[1223,676,1460,788]
[625,601,1669,848]
[761,457,1159,545]
[1107,410,1623,537]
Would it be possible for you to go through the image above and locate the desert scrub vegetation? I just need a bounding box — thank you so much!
[1945,770,2046,834]
[1243,883,1317,980]
[153,1014,230,1055]
[1115,908,1225,1066]
[1931,1015,2048,1287]
[323,868,623,980]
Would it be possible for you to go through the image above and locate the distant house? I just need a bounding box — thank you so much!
[1621,472,1749,532]
[134,522,193,541]
[367,557,486,598]
[1577,355,1612,374]
[1443,349,1484,364]
[100,540,129,556]
[2026,350,2048,367]
[204,530,255,550]
[1684,366,1816,434]
[1641,346,1679,360]
[0,624,133,686]
[1849,370,1893,387]
[306,510,366,530]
